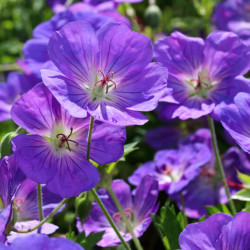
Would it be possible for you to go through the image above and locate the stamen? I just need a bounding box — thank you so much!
[200,168,217,180]
[190,72,210,90]
[162,166,173,176]
[224,177,244,189]
[112,208,133,222]
[94,69,117,93]
[56,127,79,151]
[14,198,24,213]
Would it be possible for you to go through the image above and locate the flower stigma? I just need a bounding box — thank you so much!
[56,127,79,152]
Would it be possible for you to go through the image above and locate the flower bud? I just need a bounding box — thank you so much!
[75,193,92,224]
[144,5,162,29]
[0,132,17,157]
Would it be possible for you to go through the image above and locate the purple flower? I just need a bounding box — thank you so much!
[83,0,143,6]
[0,234,83,250]
[172,146,248,218]
[179,211,250,250]
[129,143,211,193]
[0,156,60,241]
[0,206,12,243]
[41,21,168,126]
[213,0,250,46]
[145,126,181,150]
[220,92,250,154]
[0,72,38,122]
[11,83,126,197]
[47,0,67,13]
[78,176,158,247]
[154,31,250,120]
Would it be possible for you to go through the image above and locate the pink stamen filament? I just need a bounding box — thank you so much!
[224,177,244,189]
[113,208,133,222]
[56,127,79,151]
[14,198,24,213]
[190,72,210,90]
[94,69,117,93]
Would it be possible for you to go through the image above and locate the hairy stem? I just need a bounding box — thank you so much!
[107,187,144,250]
[13,198,68,233]
[87,116,131,250]
[207,116,236,215]
[37,183,44,221]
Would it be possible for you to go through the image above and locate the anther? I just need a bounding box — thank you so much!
[94,69,117,93]
[56,127,79,151]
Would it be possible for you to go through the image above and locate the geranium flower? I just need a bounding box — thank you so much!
[220,92,250,154]
[129,142,211,193]
[0,234,83,250]
[41,21,168,126]
[172,130,249,219]
[179,211,250,250]
[0,72,37,122]
[0,156,60,243]
[213,0,250,46]
[154,31,250,120]
[77,176,158,247]
[11,83,126,197]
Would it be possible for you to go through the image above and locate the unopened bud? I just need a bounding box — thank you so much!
[144,5,162,29]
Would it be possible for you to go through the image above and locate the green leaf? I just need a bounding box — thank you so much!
[66,231,75,241]
[152,202,183,250]
[232,189,250,201]
[76,231,104,250]
[205,206,221,216]
[198,215,206,222]
[238,172,250,185]
[119,141,139,161]
[219,204,231,215]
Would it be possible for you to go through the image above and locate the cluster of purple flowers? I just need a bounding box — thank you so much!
[0,0,250,248]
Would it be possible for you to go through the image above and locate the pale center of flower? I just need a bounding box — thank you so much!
[187,71,215,98]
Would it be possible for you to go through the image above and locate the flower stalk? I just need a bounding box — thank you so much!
[87,116,131,250]
[207,116,236,215]
[107,186,144,250]
[37,183,44,221]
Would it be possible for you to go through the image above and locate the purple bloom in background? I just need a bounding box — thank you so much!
[154,31,250,120]
[129,143,211,193]
[11,83,126,197]
[145,126,181,150]
[42,21,168,126]
[0,234,83,250]
[220,92,250,154]
[179,211,250,250]
[47,0,67,13]
[172,130,249,218]
[78,176,158,247]
[0,156,60,242]
[19,10,118,80]
[213,0,250,46]
[0,72,38,122]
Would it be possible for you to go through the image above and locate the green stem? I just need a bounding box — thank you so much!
[87,116,131,250]
[86,116,94,161]
[90,189,131,250]
[37,183,44,221]
[107,187,144,250]
[13,198,68,233]
[179,192,188,227]
[207,116,236,215]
